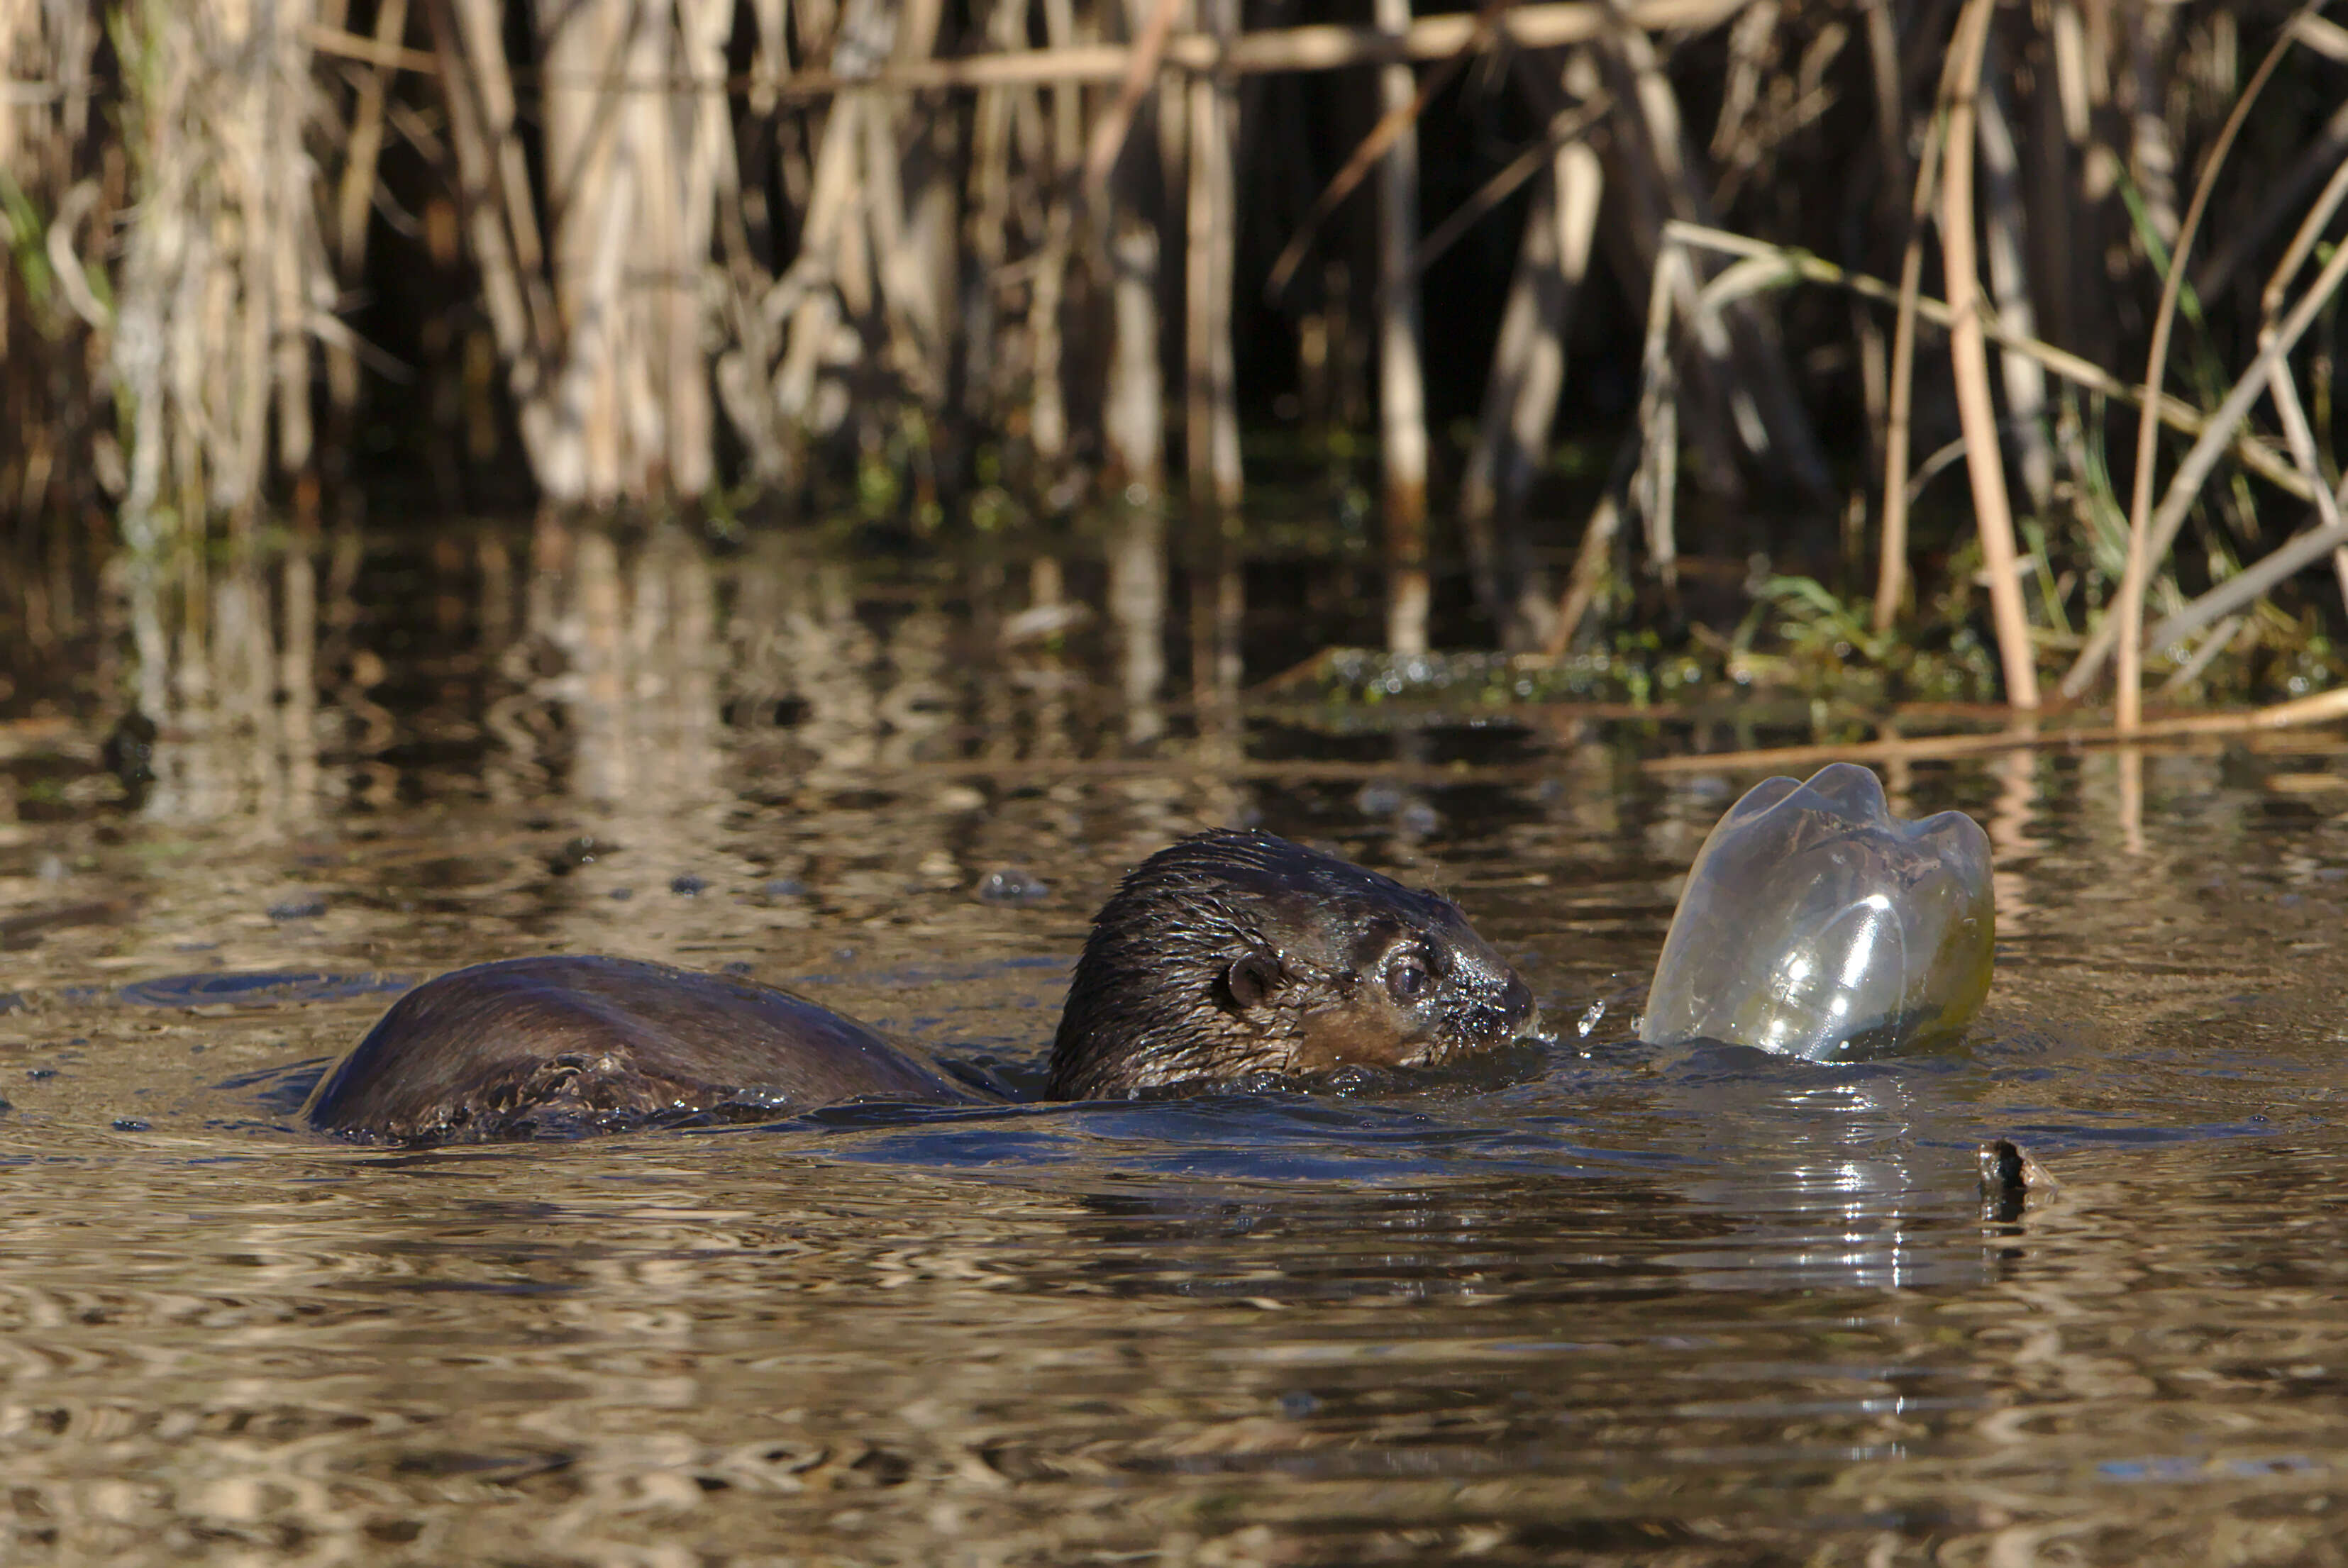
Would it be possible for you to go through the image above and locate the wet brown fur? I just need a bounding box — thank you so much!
[1045,830,1534,1097]
[304,830,1534,1142]
[303,957,980,1142]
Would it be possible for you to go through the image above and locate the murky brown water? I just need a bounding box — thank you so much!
[8,525,2348,1564]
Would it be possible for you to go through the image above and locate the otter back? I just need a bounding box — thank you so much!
[304,955,974,1142]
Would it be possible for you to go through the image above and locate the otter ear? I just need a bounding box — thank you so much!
[1222,952,1285,1012]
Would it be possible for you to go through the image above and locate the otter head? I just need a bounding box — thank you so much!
[1044,829,1538,1099]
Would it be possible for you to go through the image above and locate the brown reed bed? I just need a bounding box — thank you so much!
[2,0,2347,725]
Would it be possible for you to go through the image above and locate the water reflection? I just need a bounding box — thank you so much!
[10,525,2348,1562]
[109,518,1216,835]
[6,1132,2348,1563]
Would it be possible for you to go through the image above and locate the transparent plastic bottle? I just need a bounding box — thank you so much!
[1639,763,1994,1060]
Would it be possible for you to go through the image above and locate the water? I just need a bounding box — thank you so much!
[6,528,2348,1563]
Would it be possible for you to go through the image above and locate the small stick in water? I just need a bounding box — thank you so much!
[1978,1138,2059,1217]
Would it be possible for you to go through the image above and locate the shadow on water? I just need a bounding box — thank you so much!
[6,521,2348,1561]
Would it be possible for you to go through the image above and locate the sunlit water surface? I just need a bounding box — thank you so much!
[6,530,2348,1564]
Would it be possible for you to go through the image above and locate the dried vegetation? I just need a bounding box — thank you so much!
[2,0,2347,722]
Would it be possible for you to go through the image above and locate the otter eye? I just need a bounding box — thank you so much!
[1224,952,1285,1011]
[1385,953,1434,1004]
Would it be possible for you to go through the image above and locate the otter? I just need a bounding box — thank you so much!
[304,829,1537,1142]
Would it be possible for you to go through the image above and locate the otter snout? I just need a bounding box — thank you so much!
[1496,970,1537,1041]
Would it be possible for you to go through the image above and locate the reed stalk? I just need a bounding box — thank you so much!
[2127,1,2179,248]
[327,0,409,431]
[2067,233,2348,700]
[1025,0,1083,481]
[1374,0,1428,657]
[11,0,2348,716]
[1185,0,1242,705]
[2193,96,2348,301]
[1976,52,2054,513]
[1084,0,1180,199]
[1870,5,1958,634]
[404,0,1759,98]
[1666,221,2323,507]
[1633,241,1685,583]
[104,0,329,725]
[2081,4,2322,718]
[772,79,865,449]
[1456,109,1601,650]
[1101,0,1166,506]
[877,0,955,438]
[2261,152,2348,614]
[1262,0,1519,304]
[1602,18,1829,502]
[0,0,103,670]
[2140,468,2348,660]
[425,0,560,477]
[1641,684,2348,777]
[1547,494,1619,655]
[1411,88,1611,277]
[1939,0,2037,709]
[962,0,1018,443]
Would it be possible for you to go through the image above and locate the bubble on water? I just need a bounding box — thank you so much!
[550,835,611,874]
[978,868,1050,903]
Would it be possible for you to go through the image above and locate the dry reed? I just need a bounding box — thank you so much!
[4,0,2348,716]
